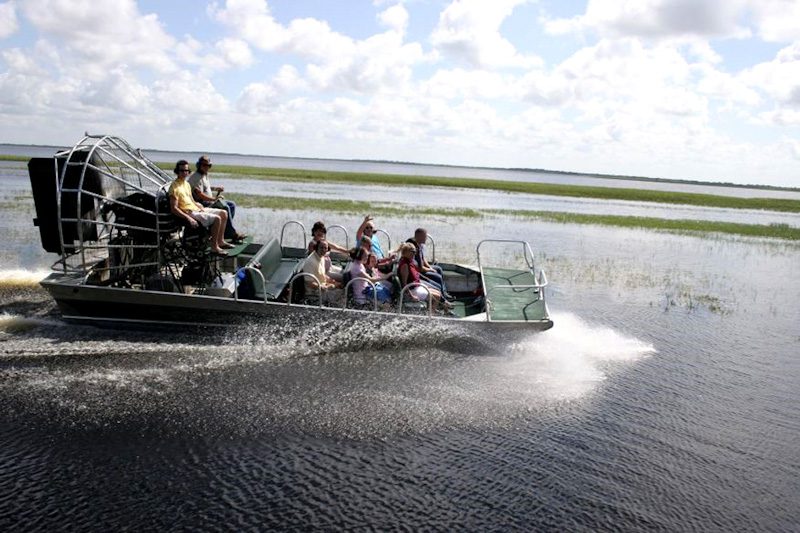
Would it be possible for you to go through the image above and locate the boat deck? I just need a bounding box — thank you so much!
[482,267,547,322]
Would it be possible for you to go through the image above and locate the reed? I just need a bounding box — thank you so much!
[187,164,800,213]
[228,193,800,241]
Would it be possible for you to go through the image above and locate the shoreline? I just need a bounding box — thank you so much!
[205,165,800,214]
[229,193,800,241]
[3,151,799,194]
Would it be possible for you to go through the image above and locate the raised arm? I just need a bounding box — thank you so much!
[356,215,372,241]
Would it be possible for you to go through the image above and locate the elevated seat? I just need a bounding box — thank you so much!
[242,239,305,301]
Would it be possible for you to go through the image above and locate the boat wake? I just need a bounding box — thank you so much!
[0,306,655,439]
[0,269,51,289]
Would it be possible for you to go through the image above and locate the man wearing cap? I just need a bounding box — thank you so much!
[188,155,247,243]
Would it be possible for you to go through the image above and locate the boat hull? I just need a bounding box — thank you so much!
[41,276,554,333]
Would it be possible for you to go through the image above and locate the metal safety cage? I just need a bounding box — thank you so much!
[51,134,174,281]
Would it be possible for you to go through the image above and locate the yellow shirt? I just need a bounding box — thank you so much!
[168,178,198,212]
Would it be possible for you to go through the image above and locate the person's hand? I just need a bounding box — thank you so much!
[363,215,372,222]
[218,185,225,193]
[188,218,198,228]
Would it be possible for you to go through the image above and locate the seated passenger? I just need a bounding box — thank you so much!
[365,253,394,303]
[348,248,392,305]
[307,221,348,254]
[397,242,450,309]
[188,155,247,243]
[302,240,343,306]
[356,215,396,270]
[406,227,452,300]
[307,221,348,282]
[168,160,233,255]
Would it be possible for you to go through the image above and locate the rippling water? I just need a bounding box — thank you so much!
[1,159,799,530]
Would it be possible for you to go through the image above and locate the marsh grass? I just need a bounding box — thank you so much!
[496,209,800,240]
[228,193,800,241]
[228,193,483,218]
[195,164,800,213]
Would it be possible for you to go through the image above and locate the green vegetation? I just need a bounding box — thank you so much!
[228,193,483,218]
[0,155,29,162]
[160,163,800,213]
[497,209,800,240]
[228,193,800,241]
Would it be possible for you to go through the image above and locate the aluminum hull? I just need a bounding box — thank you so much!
[41,274,554,333]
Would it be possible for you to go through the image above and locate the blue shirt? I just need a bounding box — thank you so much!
[371,235,384,259]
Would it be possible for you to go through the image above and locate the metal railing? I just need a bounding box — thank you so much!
[279,220,307,251]
[343,278,378,311]
[287,272,324,307]
[398,283,433,316]
[476,239,548,322]
[233,266,268,303]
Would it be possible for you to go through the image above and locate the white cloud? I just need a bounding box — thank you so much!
[79,67,152,113]
[545,0,750,40]
[1,48,45,75]
[378,4,409,32]
[213,0,426,94]
[20,0,176,75]
[209,0,288,51]
[0,1,18,39]
[216,38,255,68]
[431,0,541,69]
[422,68,520,100]
[749,0,800,42]
[152,72,230,118]
[741,41,800,107]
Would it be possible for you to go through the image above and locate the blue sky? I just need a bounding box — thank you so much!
[0,0,799,187]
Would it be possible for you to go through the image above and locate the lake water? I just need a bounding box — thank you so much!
[1,152,799,530]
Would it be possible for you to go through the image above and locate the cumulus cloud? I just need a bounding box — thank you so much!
[741,41,800,108]
[216,38,255,68]
[749,0,800,42]
[20,0,176,75]
[0,1,18,39]
[378,3,409,32]
[545,0,750,40]
[431,0,541,69]
[213,0,426,93]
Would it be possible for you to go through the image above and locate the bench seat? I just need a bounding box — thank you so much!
[242,239,305,300]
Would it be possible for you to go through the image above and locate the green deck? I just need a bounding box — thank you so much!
[482,267,547,322]
[223,236,254,257]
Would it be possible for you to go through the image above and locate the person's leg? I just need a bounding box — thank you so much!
[431,265,451,296]
[222,200,238,240]
[420,276,443,293]
[209,215,224,252]
[206,208,229,249]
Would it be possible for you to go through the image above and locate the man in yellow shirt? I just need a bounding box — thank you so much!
[168,160,233,255]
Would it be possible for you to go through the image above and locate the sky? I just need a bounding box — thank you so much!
[0,0,799,187]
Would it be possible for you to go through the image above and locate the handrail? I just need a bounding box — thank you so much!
[398,283,433,316]
[426,234,436,263]
[375,229,392,254]
[327,224,349,249]
[343,278,378,311]
[280,220,306,250]
[476,239,535,271]
[234,266,268,303]
[287,272,323,307]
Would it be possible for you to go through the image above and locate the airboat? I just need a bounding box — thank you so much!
[27,134,553,332]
